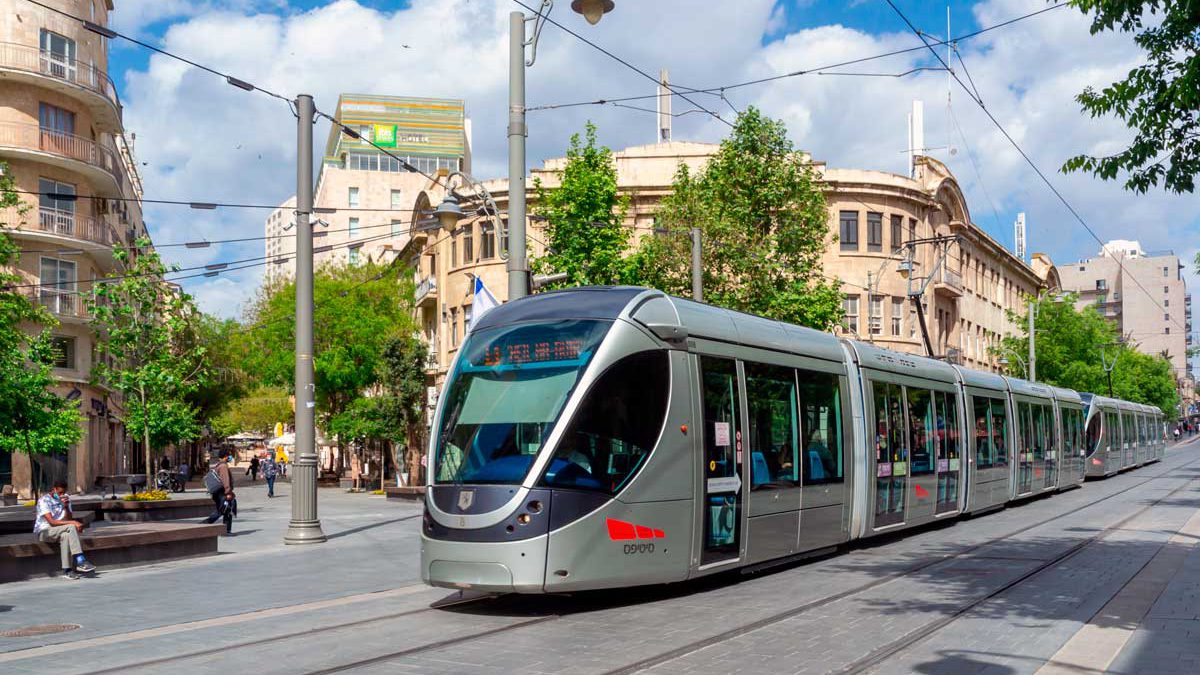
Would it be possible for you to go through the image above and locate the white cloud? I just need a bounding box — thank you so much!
[113,0,1200,320]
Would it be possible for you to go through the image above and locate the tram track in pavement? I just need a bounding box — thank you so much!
[75,442,1200,675]
[605,445,1200,675]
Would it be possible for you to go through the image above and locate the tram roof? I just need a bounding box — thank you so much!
[1050,386,1083,405]
[953,365,1009,391]
[1005,376,1056,399]
[843,340,959,383]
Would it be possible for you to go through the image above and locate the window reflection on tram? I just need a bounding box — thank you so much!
[873,382,907,527]
[747,363,800,490]
[972,396,1007,469]
[538,351,669,494]
[433,320,610,485]
[797,371,844,485]
[935,391,959,513]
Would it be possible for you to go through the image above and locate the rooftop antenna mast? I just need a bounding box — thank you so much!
[657,68,672,143]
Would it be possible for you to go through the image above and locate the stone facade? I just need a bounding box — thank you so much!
[0,0,147,496]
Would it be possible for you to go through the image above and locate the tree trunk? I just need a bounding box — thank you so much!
[141,386,152,494]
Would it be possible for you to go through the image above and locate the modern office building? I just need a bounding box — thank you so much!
[0,0,149,495]
[1059,240,1194,406]
[265,94,469,283]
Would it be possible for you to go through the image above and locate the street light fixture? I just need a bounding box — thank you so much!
[431,171,507,258]
[508,1,613,301]
[571,0,614,24]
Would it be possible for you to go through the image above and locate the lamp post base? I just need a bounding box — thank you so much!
[284,520,327,545]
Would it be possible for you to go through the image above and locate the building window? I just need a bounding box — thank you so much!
[891,297,903,336]
[1165,313,1170,321]
[39,102,75,135]
[1079,265,1085,272]
[1165,286,1170,293]
[348,217,359,237]
[867,213,883,252]
[890,215,903,254]
[842,294,859,334]
[39,257,76,315]
[450,308,459,346]
[1096,279,1107,291]
[38,178,76,233]
[348,187,359,208]
[429,253,437,276]
[391,220,403,236]
[391,190,403,210]
[839,211,859,251]
[451,236,457,267]
[50,335,75,369]
[1165,299,1170,307]
[869,294,883,335]
[1163,266,1169,277]
[462,223,474,262]
[39,29,76,76]
[1166,327,1171,334]
[908,218,917,243]
[480,221,496,260]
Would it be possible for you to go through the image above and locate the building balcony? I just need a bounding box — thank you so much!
[933,267,963,299]
[0,43,122,132]
[0,123,126,197]
[415,276,437,307]
[29,288,89,323]
[1,206,121,272]
[1095,301,1122,318]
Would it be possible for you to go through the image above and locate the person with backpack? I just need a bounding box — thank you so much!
[202,448,236,534]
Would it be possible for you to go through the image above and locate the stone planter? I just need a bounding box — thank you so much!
[97,497,214,522]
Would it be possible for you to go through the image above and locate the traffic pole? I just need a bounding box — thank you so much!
[507,11,529,301]
[285,94,326,545]
[691,227,702,302]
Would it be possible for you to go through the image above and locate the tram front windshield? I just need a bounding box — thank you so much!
[433,319,610,485]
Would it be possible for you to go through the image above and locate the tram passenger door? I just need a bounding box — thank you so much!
[906,387,937,522]
[934,390,960,514]
[1016,402,1034,496]
[699,356,744,566]
[871,381,908,529]
[743,362,801,564]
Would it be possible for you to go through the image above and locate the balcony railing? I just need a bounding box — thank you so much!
[0,206,116,247]
[0,122,125,193]
[415,276,437,304]
[933,267,963,298]
[0,42,121,114]
[33,288,87,319]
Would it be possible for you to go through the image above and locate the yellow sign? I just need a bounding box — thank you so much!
[274,422,284,437]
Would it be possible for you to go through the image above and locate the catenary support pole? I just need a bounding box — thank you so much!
[691,227,702,302]
[507,11,529,301]
[285,94,326,545]
[1028,297,1037,382]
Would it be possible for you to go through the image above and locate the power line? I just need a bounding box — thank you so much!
[22,0,295,106]
[313,110,453,193]
[526,2,1066,113]
[511,0,731,127]
[881,0,1188,338]
[6,189,413,213]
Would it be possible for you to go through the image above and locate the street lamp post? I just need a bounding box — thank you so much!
[508,1,613,302]
[284,94,326,545]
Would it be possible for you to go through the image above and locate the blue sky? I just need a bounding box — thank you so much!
[100,0,1200,375]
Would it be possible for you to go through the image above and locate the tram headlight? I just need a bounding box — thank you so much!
[517,513,532,525]
[527,500,543,514]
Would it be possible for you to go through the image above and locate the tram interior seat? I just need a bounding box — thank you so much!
[808,450,826,481]
[751,452,771,487]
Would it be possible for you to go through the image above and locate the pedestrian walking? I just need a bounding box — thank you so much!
[246,455,260,482]
[35,480,96,579]
[203,448,236,534]
[261,452,279,497]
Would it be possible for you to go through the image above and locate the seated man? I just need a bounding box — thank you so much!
[34,480,96,579]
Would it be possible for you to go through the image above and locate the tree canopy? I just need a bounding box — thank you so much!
[529,121,630,288]
[630,107,843,329]
[1062,0,1200,193]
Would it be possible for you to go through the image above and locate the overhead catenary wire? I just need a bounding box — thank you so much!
[6,189,416,213]
[881,0,1188,339]
[511,0,731,127]
[525,2,1067,113]
[22,0,296,106]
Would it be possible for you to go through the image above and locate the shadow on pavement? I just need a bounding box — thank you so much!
[324,515,420,541]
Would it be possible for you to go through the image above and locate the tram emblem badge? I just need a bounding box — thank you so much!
[457,490,475,511]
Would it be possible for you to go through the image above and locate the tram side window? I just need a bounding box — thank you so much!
[798,370,844,485]
[1015,402,1031,458]
[991,399,1009,466]
[745,362,799,489]
[907,388,935,475]
[538,351,670,494]
[939,391,960,463]
[973,397,1000,468]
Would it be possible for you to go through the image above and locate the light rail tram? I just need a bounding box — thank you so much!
[421,287,1167,593]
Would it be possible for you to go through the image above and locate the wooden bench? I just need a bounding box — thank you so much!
[384,485,426,501]
[95,474,148,499]
[96,496,214,522]
[0,522,224,583]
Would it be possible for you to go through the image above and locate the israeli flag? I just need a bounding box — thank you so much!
[468,276,499,332]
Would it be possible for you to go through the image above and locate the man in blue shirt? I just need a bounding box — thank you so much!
[35,480,96,579]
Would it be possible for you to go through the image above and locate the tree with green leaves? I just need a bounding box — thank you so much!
[999,293,1179,413]
[89,240,209,485]
[0,163,84,494]
[211,385,293,438]
[240,260,416,474]
[1061,1,1200,193]
[629,106,843,329]
[529,122,630,288]
[379,334,430,484]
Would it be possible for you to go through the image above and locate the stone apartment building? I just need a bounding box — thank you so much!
[0,0,150,495]
[1058,240,1195,410]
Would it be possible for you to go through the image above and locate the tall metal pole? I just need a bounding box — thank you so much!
[507,11,529,301]
[1028,297,1037,382]
[690,227,702,302]
[285,94,326,545]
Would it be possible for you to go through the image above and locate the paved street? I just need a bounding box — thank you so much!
[4,440,1200,674]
